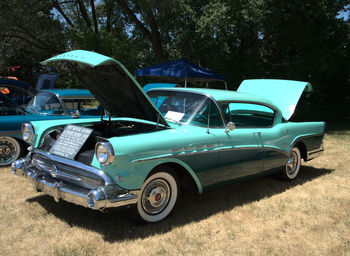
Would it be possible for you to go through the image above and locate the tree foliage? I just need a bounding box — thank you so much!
[0,0,349,120]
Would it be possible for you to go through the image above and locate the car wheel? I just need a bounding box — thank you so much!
[280,147,301,180]
[0,136,21,166]
[136,168,180,223]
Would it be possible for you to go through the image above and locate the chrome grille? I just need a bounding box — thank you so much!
[31,153,105,189]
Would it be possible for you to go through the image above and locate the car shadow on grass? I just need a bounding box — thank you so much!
[26,166,333,242]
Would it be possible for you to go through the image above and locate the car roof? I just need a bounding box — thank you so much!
[0,78,31,90]
[40,89,93,97]
[149,87,279,109]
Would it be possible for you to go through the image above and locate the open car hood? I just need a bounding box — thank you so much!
[237,79,312,120]
[41,50,169,127]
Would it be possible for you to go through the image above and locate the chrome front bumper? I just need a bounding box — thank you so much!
[12,155,138,210]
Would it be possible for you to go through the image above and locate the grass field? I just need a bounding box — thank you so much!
[1,126,350,256]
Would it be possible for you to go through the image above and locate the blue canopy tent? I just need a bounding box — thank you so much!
[135,59,227,89]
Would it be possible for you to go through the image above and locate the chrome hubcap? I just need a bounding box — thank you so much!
[142,179,170,215]
[0,140,16,164]
[287,151,298,175]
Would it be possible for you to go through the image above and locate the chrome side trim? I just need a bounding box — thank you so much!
[306,145,324,161]
[306,149,324,160]
[263,146,290,157]
[33,148,114,185]
[308,147,324,154]
[132,146,288,163]
[291,133,324,148]
[292,133,324,161]
[0,131,21,136]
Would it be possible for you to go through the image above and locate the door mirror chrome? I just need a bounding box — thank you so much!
[225,122,236,133]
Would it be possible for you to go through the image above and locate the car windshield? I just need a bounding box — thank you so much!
[148,90,210,126]
[26,91,64,114]
[0,92,27,116]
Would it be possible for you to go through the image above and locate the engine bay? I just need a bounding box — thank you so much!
[39,120,165,165]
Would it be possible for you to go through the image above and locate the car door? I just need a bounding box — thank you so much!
[208,102,277,185]
[215,127,264,182]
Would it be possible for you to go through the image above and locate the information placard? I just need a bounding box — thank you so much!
[49,124,93,159]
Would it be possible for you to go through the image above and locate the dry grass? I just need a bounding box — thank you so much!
[1,126,350,256]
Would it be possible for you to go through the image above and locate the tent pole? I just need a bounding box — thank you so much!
[224,81,227,90]
[185,78,187,88]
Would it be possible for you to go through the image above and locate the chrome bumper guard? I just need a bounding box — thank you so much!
[11,155,138,210]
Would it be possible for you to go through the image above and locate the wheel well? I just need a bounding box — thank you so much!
[13,138,29,157]
[148,163,199,194]
[295,141,307,161]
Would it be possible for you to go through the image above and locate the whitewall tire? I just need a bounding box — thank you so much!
[136,168,179,223]
[281,147,301,180]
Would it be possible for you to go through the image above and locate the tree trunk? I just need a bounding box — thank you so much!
[115,0,166,61]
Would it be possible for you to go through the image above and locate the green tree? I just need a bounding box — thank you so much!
[0,0,66,83]
[0,0,349,120]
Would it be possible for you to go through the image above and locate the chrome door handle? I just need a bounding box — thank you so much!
[281,129,289,133]
[254,132,261,136]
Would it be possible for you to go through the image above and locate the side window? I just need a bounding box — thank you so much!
[190,99,224,128]
[221,102,274,127]
[63,98,100,116]
[208,101,224,128]
[44,95,64,113]
[63,99,79,114]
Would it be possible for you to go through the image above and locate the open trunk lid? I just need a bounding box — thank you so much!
[237,79,312,120]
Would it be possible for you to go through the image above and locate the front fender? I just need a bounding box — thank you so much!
[97,155,203,194]
[135,157,203,194]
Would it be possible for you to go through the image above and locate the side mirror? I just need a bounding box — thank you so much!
[225,121,236,133]
[73,110,80,119]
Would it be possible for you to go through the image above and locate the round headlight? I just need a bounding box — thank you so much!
[95,142,115,165]
[22,123,35,142]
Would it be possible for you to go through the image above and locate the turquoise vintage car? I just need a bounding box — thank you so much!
[0,88,101,166]
[12,50,325,223]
